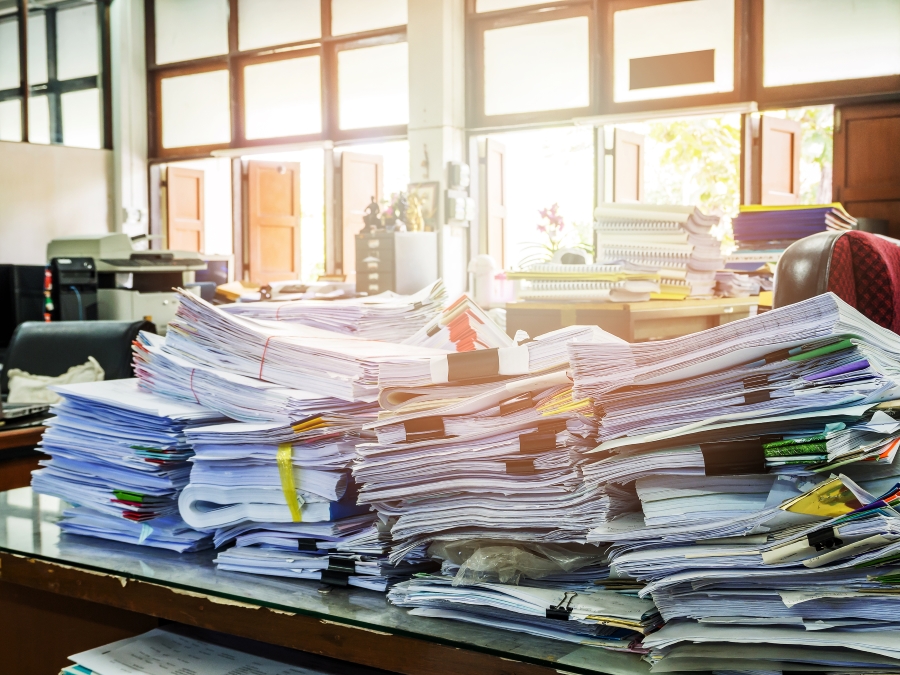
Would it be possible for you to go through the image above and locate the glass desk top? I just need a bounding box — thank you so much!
[0,488,649,675]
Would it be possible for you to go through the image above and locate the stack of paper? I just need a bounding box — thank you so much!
[714,270,761,297]
[505,263,667,302]
[402,294,515,351]
[31,379,223,552]
[63,626,358,675]
[220,280,447,342]
[595,204,723,298]
[728,203,857,270]
[165,289,443,402]
[564,292,900,670]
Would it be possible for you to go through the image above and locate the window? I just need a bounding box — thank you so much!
[148,0,409,158]
[483,16,589,117]
[763,0,900,88]
[612,0,735,103]
[0,3,109,148]
[338,42,409,130]
[160,69,231,149]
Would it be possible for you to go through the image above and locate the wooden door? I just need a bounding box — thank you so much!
[247,160,301,285]
[834,101,900,238]
[759,115,801,205]
[613,129,644,203]
[485,138,506,268]
[166,167,204,252]
[340,152,383,279]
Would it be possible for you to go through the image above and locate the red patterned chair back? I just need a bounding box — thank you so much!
[775,230,900,332]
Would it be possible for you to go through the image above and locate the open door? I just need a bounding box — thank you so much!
[167,167,204,252]
[834,101,900,238]
[759,115,801,205]
[340,152,383,281]
[247,160,301,285]
[613,128,644,203]
[485,138,506,268]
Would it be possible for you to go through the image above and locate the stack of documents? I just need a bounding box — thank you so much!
[402,294,515,351]
[714,270,762,297]
[595,204,723,298]
[358,327,633,567]
[563,292,900,670]
[63,626,367,675]
[728,203,857,270]
[389,576,661,650]
[505,263,667,302]
[31,379,223,552]
[165,289,443,402]
[220,280,447,342]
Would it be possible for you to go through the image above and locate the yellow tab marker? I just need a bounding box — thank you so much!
[277,443,303,522]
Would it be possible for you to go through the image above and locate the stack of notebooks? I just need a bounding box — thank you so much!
[221,280,447,342]
[564,291,900,671]
[728,203,857,270]
[505,263,665,303]
[31,379,223,552]
[595,204,724,299]
[360,325,666,651]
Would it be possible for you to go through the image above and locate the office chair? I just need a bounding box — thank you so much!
[1,320,155,394]
[773,230,900,333]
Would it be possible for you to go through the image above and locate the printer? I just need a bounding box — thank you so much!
[47,233,206,333]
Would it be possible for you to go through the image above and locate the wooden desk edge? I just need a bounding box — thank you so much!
[0,426,45,452]
[0,551,572,675]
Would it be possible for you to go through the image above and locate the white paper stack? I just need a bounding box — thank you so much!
[220,280,447,342]
[562,292,900,671]
[505,263,666,302]
[164,289,444,402]
[595,204,723,298]
[31,379,223,552]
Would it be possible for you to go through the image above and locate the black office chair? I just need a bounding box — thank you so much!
[1,320,155,394]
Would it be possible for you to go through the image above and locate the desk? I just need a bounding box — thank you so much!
[506,296,760,342]
[0,425,45,491]
[0,489,646,675]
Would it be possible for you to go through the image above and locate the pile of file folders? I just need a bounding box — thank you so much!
[560,291,900,671]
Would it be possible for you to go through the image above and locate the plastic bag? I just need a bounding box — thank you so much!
[428,540,609,586]
[7,357,105,404]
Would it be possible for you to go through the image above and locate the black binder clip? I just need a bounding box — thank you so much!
[807,526,844,552]
[546,591,577,620]
[327,556,357,574]
[320,570,351,587]
[296,538,318,552]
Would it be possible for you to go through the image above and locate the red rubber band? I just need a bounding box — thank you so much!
[189,368,200,403]
[259,336,274,379]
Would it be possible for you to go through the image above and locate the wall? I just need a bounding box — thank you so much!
[0,141,114,265]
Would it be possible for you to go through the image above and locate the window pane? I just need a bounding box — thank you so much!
[57,4,99,80]
[155,0,229,65]
[238,0,320,50]
[613,0,734,103]
[764,0,900,87]
[476,0,564,11]
[28,94,50,144]
[484,17,589,116]
[0,18,19,91]
[27,11,47,85]
[331,0,407,36]
[338,42,408,129]
[161,69,231,148]
[0,99,21,142]
[245,55,322,139]
[62,88,101,149]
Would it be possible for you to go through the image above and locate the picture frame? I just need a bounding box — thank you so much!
[407,181,440,231]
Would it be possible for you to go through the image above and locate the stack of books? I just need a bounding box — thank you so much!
[595,204,723,299]
[728,203,857,270]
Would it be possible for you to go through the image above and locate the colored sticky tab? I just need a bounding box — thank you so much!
[788,339,855,362]
[114,490,145,503]
[780,477,862,518]
[277,443,304,522]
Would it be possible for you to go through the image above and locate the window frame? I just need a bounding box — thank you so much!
[750,0,900,109]
[466,1,598,130]
[145,0,409,161]
[0,0,110,148]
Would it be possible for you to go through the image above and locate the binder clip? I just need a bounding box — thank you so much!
[807,526,844,552]
[546,591,577,620]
